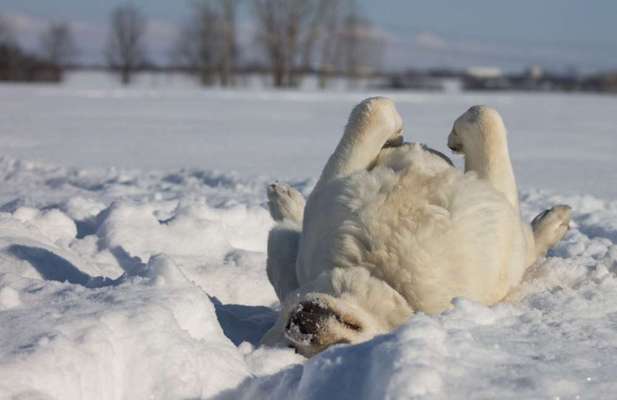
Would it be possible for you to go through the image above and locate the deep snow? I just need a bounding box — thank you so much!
[1,74,617,399]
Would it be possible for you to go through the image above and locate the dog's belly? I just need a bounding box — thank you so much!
[299,143,523,314]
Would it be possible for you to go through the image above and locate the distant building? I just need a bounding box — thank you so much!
[463,66,509,90]
[582,71,617,93]
[527,65,543,80]
[460,64,614,93]
[0,44,62,83]
[386,70,445,91]
[466,66,503,79]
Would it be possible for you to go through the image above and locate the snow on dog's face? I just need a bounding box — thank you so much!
[284,294,372,356]
[283,267,413,357]
[448,105,506,155]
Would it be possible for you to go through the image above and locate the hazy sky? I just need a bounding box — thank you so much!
[1,0,616,72]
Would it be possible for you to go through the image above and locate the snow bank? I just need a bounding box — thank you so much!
[1,154,617,399]
[0,158,294,399]
[0,257,250,399]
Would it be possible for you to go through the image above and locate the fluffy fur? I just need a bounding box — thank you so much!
[263,99,570,356]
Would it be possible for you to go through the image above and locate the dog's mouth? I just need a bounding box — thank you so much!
[447,142,462,153]
[447,129,463,153]
[383,134,405,149]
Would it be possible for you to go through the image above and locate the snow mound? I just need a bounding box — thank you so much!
[0,258,250,399]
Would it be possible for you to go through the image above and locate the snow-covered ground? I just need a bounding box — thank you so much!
[2,72,616,198]
[1,73,617,399]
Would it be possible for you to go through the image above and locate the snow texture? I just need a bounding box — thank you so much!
[0,74,616,399]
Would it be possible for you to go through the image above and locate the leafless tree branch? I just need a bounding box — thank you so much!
[106,4,147,85]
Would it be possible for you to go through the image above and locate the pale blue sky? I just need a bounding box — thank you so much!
[2,0,616,72]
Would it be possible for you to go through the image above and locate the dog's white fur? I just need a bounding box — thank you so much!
[263,99,568,356]
[265,183,304,301]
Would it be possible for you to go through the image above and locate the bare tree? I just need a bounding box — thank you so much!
[106,4,147,85]
[298,0,330,74]
[173,0,239,86]
[252,0,285,86]
[174,4,218,85]
[337,1,385,88]
[218,0,238,86]
[253,0,323,87]
[39,22,77,80]
[315,0,344,88]
[0,15,16,48]
[0,15,19,81]
[252,0,382,88]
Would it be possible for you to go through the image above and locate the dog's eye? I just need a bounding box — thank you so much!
[336,314,362,332]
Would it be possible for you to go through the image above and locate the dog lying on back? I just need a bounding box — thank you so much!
[263,98,570,356]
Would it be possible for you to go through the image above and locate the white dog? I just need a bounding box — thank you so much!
[263,98,570,356]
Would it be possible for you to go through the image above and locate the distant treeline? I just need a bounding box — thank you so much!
[460,70,617,94]
[388,68,617,94]
[0,0,385,88]
[1,2,616,93]
[0,18,74,83]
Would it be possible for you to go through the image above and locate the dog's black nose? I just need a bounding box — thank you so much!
[286,301,335,342]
